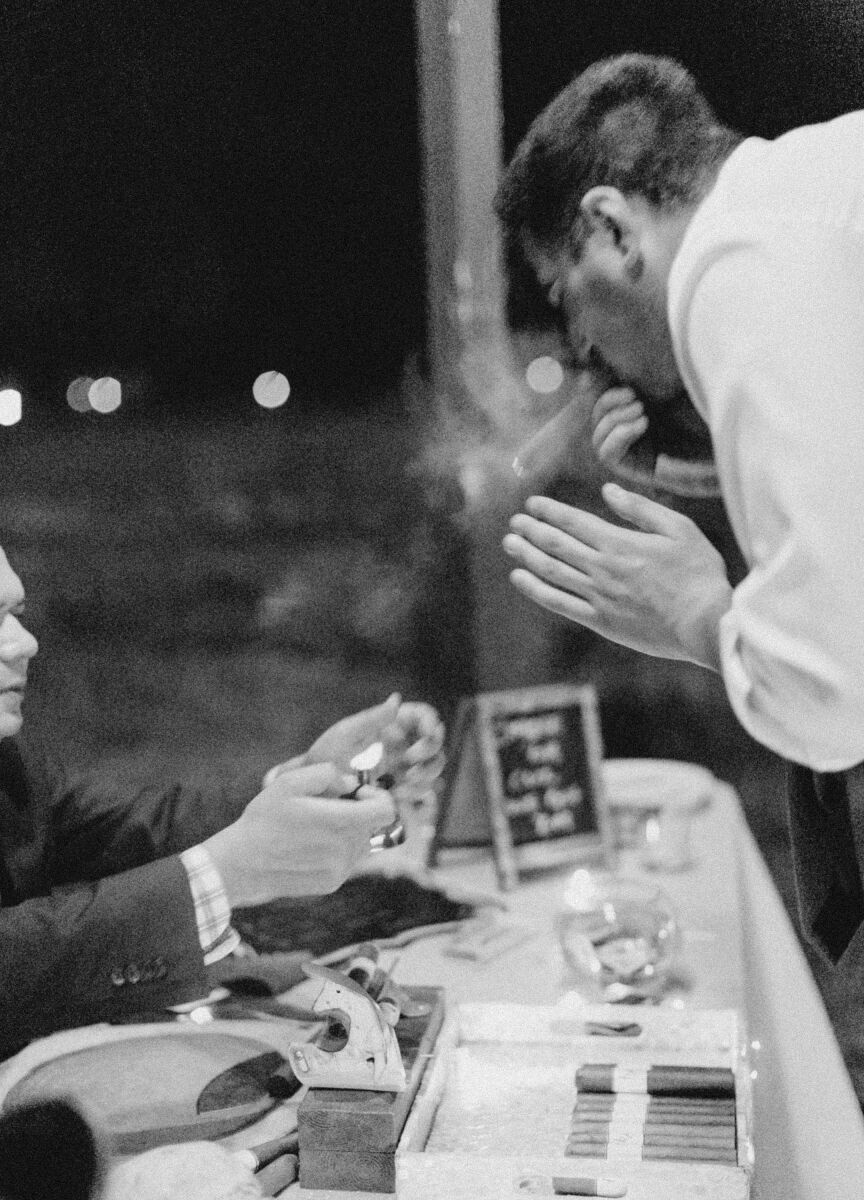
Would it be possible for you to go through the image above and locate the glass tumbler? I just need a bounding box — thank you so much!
[556,870,680,1001]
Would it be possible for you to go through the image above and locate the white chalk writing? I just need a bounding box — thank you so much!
[526,739,562,765]
[505,793,540,816]
[500,713,562,740]
[533,809,577,838]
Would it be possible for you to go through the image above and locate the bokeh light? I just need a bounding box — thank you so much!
[525,355,564,394]
[88,376,122,414]
[253,371,290,409]
[67,376,94,412]
[0,389,22,426]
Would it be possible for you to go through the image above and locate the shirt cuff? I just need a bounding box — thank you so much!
[180,844,241,964]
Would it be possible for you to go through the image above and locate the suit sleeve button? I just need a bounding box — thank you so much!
[125,963,141,985]
[110,967,126,987]
[154,957,167,980]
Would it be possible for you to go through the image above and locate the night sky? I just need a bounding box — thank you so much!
[2,2,864,414]
[0,0,425,412]
[500,0,864,156]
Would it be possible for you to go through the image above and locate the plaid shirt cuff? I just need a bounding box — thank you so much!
[180,844,241,964]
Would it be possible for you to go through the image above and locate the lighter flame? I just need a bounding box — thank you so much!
[644,815,662,845]
[350,742,384,774]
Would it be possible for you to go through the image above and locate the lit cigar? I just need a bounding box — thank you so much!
[511,393,588,488]
[348,742,406,850]
[512,369,611,488]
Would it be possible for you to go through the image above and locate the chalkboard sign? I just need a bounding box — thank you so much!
[430,683,612,890]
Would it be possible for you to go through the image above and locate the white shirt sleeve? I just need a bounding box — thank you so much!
[679,220,864,771]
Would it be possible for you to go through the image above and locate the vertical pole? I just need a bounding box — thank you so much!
[414,0,555,693]
[413,0,461,400]
[414,0,506,382]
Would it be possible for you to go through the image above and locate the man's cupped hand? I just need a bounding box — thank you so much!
[503,483,732,670]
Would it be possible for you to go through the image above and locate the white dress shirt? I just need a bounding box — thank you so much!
[668,111,864,771]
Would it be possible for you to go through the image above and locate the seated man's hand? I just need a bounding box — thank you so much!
[379,698,446,804]
[202,764,397,908]
[265,694,446,803]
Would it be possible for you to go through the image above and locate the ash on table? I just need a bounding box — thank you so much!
[233,873,475,958]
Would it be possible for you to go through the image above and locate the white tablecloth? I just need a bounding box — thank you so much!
[328,784,864,1200]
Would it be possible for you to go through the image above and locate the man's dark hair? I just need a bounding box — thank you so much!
[495,54,741,254]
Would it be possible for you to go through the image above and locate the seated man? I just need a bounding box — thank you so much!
[0,541,444,1057]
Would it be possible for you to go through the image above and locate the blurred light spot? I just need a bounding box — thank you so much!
[188,1006,214,1026]
[644,815,661,845]
[88,377,122,414]
[453,258,472,291]
[0,389,22,426]
[253,371,290,409]
[67,376,94,412]
[525,355,564,394]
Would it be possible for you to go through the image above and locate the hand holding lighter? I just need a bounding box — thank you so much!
[348,743,406,850]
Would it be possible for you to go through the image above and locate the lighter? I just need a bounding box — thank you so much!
[348,742,406,850]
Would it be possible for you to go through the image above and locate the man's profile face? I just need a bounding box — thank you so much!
[523,225,683,403]
[0,547,38,740]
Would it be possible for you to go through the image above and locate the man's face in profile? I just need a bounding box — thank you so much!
[522,216,683,405]
[0,547,38,740]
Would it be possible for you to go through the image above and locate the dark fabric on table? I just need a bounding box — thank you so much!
[234,873,474,959]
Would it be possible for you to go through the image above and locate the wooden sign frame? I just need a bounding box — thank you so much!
[429,682,613,890]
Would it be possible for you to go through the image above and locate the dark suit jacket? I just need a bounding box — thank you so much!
[0,737,257,1058]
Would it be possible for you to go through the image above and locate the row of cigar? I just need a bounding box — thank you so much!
[565,1064,738,1166]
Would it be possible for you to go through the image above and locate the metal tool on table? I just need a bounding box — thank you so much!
[347,741,406,850]
[287,961,407,1092]
[345,942,432,1019]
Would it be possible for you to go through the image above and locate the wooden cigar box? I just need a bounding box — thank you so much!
[296,1001,752,1199]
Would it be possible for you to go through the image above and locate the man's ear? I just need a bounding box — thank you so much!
[579,186,644,278]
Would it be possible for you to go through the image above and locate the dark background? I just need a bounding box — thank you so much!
[0,0,426,412]
[501,0,864,152]
[3,1,863,408]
